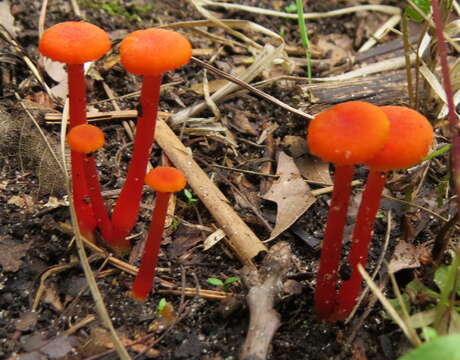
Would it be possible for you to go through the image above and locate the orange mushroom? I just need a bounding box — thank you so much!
[131,167,186,301]
[111,28,192,248]
[67,124,113,245]
[307,101,390,321]
[334,106,434,321]
[39,21,111,240]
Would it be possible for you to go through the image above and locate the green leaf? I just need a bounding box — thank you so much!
[387,293,411,318]
[406,279,440,299]
[156,298,167,314]
[398,334,460,360]
[434,263,460,297]
[223,277,240,286]
[207,278,224,287]
[183,189,198,203]
[408,308,436,329]
[405,0,431,23]
[284,3,298,13]
[421,326,438,342]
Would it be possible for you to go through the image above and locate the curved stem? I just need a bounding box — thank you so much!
[314,164,354,321]
[334,170,386,321]
[131,191,170,301]
[83,155,114,246]
[68,64,96,239]
[111,74,162,245]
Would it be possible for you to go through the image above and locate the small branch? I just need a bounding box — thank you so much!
[240,242,293,360]
[155,119,268,265]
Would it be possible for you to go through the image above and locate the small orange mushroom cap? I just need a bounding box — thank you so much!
[120,28,192,75]
[39,21,111,64]
[307,101,390,165]
[145,167,187,193]
[67,124,105,154]
[364,106,434,171]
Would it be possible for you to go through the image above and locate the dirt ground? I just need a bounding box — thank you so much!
[0,0,453,359]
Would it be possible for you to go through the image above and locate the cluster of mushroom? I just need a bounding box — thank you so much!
[307,101,434,321]
[39,21,191,301]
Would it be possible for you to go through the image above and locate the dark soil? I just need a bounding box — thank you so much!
[0,1,451,359]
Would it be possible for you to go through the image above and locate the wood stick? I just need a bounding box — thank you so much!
[155,119,267,265]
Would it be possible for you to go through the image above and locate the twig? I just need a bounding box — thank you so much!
[155,119,268,265]
[191,57,313,120]
[240,242,293,360]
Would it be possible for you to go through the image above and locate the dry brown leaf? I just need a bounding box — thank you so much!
[91,327,159,357]
[8,195,34,212]
[0,236,31,272]
[388,240,422,274]
[283,135,332,184]
[316,34,353,63]
[261,151,316,241]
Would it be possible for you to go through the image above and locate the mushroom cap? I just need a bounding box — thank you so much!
[120,28,192,75]
[145,167,187,193]
[39,21,111,64]
[307,101,390,165]
[364,106,434,171]
[67,124,105,154]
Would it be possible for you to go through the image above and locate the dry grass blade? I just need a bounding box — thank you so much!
[358,264,421,347]
[196,0,401,18]
[171,44,285,125]
[58,105,131,359]
[358,14,402,53]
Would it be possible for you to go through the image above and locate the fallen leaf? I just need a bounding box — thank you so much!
[388,240,422,274]
[261,151,316,241]
[40,335,76,358]
[8,195,34,211]
[91,327,159,357]
[316,34,353,63]
[0,236,31,272]
[15,312,38,332]
[203,229,226,251]
[283,135,332,184]
[43,282,64,312]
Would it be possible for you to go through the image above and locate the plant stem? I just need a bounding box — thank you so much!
[111,74,162,245]
[430,0,460,329]
[401,14,415,108]
[131,191,170,301]
[314,164,354,320]
[295,0,313,83]
[334,170,386,320]
[68,64,96,240]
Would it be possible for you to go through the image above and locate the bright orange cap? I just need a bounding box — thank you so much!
[120,28,192,75]
[39,21,111,64]
[307,101,390,165]
[364,106,434,171]
[67,124,105,154]
[145,167,186,193]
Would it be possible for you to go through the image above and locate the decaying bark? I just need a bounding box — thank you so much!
[240,242,293,360]
[295,70,409,114]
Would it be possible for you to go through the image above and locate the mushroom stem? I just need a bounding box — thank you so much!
[314,164,354,320]
[68,64,96,240]
[131,191,170,301]
[111,74,162,247]
[82,154,114,245]
[334,170,386,320]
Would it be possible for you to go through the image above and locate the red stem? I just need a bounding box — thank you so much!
[111,74,162,245]
[131,191,170,301]
[314,164,354,320]
[82,155,114,246]
[333,170,386,321]
[431,0,460,223]
[68,64,96,239]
